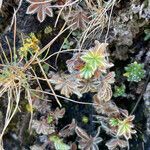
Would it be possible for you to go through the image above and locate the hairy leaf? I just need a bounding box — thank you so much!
[97,72,115,102]
[59,119,77,137]
[93,94,119,116]
[49,107,65,124]
[26,0,53,22]
[80,41,113,79]
[32,119,55,135]
[49,72,82,98]
[64,6,89,30]
[117,115,136,140]
[75,126,102,150]
[106,138,128,150]
[78,78,100,94]
[50,135,70,150]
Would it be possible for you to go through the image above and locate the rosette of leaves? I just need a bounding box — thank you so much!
[109,110,137,140]
[80,64,95,79]
[117,115,136,140]
[82,116,89,124]
[109,118,120,127]
[94,108,136,149]
[124,61,145,82]
[114,84,126,97]
[80,41,113,79]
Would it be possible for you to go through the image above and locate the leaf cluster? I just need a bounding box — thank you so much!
[124,61,145,82]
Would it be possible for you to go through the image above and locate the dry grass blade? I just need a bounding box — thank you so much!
[54,0,79,27]
[76,126,90,140]
[79,0,117,49]
[24,23,75,70]
[64,6,90,30]
[0,18,36,149]
[0,85,21,147]
[0,0,3,10]
[49,72,82,98]
[30,88,95,106]
[36,57,62,107]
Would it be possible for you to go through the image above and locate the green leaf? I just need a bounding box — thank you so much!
[109,118,120,127]
[81,50,104,70]
[144,29,150,41]
[42,63,49,74]
[54,141,70,150]
[47,115,53,124]
[50,135,70,150]
[114,84,126,97]
[80,64,95,79]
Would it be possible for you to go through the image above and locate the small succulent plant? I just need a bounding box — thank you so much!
[114,84,126,97]
[44,25,53,34]
[80,41,113,79]
[19,33,40,59]
[124,61,145,82]
[82,116,89,124]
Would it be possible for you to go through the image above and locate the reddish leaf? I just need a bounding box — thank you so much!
[64,6,89,30]
[26,0,53,22]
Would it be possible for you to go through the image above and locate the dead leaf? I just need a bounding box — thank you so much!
[26,0,53,22]
[32,119,55,135]
[49,72,82,98]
